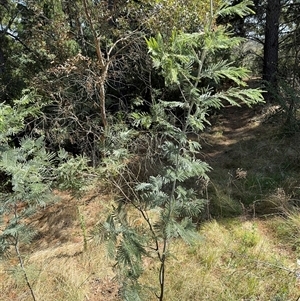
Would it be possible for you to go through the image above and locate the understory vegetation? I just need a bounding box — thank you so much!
[1,0,300,300]
[1,208,300,301]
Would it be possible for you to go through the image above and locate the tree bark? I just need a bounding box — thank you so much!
[263,0,281,100]
[82,0,108,130]
[0,46,5,75]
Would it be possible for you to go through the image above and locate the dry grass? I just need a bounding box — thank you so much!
[2,106,300,300]
[141,218,300,301]
[0,191,120,301]
[1,190,300,301]
[201,104,300,218]
[0,243,119,301]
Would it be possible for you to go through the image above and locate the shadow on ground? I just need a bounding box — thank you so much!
[199,104,300,217]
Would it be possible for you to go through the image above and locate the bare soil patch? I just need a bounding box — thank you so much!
[201,104,272,162]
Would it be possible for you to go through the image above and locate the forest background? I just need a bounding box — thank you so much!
[1,0,300,300]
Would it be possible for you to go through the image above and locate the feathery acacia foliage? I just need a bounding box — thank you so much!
[96,1,264,301]
[0,94,55,301]
[0,92,92,301]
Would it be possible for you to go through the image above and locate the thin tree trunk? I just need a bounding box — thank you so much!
[82,0,108,130]
[13,206,37,301]
[15,238,37,301]
[98,65,109,131]
[263,0,281,100]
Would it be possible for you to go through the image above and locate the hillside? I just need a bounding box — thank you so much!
[1,105,300,301]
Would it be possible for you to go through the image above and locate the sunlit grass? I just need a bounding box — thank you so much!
[2,119,300,301]
[0,242,118,301]
[1,212,300,301]
[0,193,119,301]
[142,219,299,301]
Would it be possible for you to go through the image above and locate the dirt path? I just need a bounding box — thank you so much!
[200,104,268,164]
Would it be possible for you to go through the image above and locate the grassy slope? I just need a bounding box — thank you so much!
[147,218,300,301]
[1,204,300,300]
[1,105,300,300]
